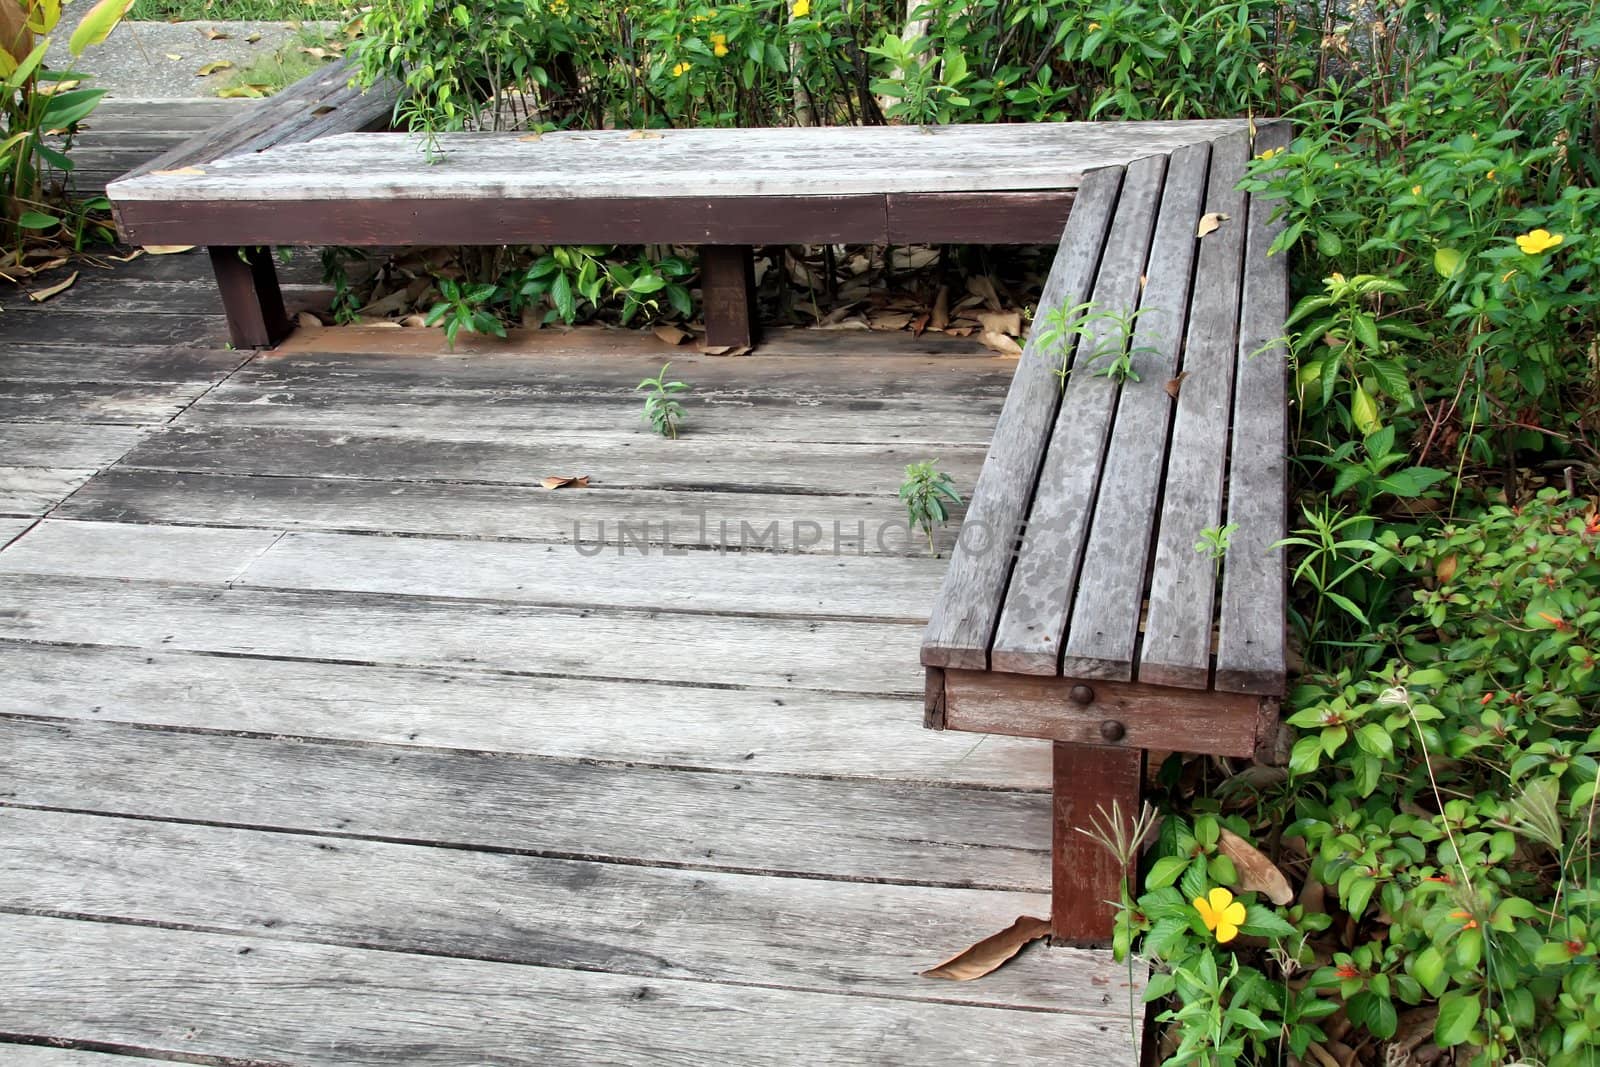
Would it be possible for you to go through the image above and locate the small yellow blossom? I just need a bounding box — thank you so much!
[1256,146,1283,160]
[1486,169,1496,181]
[1329,271,1347,285]
[1193,887,1248,944]
[672,61,691,77]
[711,32,728,56]
[1411,184,1422,196]
[1515,228,1564,255]
[791,0,810,16]
[1087,20,1101,30]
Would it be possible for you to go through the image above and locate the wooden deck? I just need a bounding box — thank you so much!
[0,247,1145,1061]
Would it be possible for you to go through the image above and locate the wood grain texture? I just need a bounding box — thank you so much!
[0,424,148,469]
[0,807,1127,1012]
[0,344,245,385]
[1052,742,1143,945]
[0,517,36,547]
[0,468,97,516]
[114,424,988,496]
[941,668,1262,757]
[921,165,1124,671]
[0,1048,172,1066]
[700,244,759,349]
[1061,141,1210,680]
[0,716,1050,889]
[0,642,1050,788]
[1215,121,1292,697]
[0,521,285,586]
[884,190,1074,244]
[209,244,291,349]
[0,381,209,425]
[111,120,1250,202]
[0,915,1134,1065]
[0,310,222,347]
[990,153,1167,675]
[1137,131,1251,690]
[0,574,922,695]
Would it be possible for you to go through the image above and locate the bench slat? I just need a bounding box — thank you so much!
[921,165,1124,671]
[1137,131,1251,689]
[1059,140,1211,681]
[989,153,1168,674]
[1215,121,1292,696]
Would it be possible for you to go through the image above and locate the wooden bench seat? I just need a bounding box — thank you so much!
[922,122,1291,946]
[105,119,1249,349]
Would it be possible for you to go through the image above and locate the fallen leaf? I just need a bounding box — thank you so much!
[358,289,411,318]
[975,309,1022,337]
[245,31,262,42]
[38,79,80,94]
[627,130,663,140]
[1164,371,1189,398]
[200,26,230,39]
[698,344,750,356]
[310,105,335,116]
[152,167,206,176]
[944,326,974,337]
[196,60,234,76]
[518,132,542,141]
[300,46,333,60]
[217,85,266,98]
[965,274,1003,311]
[652,324,690,346]
[399,314,429,327]
[1197,211,1231,238]
[165,52,183,60]
[867,311,914,332]
[921,916,1051,980]
[910,312,929,337]
[143,244,196,254]
[295,311,323,328]
[27,270,78,302]
[361,319,402,328]
[541,475,591,490]
[1218,828,1294,905]
[929,284,950,331]
[107,249,145,263]
[979,330,1023,357]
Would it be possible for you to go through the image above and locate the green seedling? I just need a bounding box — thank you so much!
[899,460,963,553]
[636,362,689,438]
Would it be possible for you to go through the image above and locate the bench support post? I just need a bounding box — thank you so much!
[700,244,758,350]
[1051,741,1144,946]
[209,245,292,349]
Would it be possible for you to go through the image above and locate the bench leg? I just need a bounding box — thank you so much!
[700,244,758,350]
[209,245,292,349]
[1051,741,1144,946]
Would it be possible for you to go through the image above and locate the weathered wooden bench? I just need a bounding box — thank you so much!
[922,122,1291,945]
[105,120,1247,349]
[108,58,401,346]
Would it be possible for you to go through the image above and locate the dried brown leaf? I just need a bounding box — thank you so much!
[199,26,230,40]
[868,311,914,332]
[911,312,930,337]
[107,249,146,263]
[399,314,429,328]
[1218,828,1294,905]
[27,270,78,303]
[652,324,690,347]
[541,475,591,490]
[626,129,663,140]
[295,311,323,328]
[1164,371,1189,399]
[975,309,1022,337]
[1435,554,1458,584]
[929,285,951,331]
[1197,211,1231,238]
[979,330,1023,357]
[921,916,1051,981]
[143,244,196,254]
[518,132,543,141]
[196,60,234,76]
[965,273,1003,311]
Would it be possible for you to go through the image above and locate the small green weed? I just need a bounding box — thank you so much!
[636,363,688,439]
[1032,300,1157,390]
[898,460,962,553]
[425,277,505,349]
[1193,522,1238,563]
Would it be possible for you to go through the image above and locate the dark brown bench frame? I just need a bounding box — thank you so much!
[922,122,1292,946]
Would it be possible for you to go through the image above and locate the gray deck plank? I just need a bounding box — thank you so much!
[111,119,1250,202]
[921,165,1124,671]
[0,915,1134,1065]
[115,424,988,497]
[0,381,210,424]
[54,469,958,556]
[0,469,94,516]
[989,153,1167,674]
[0,716,1049,890]
[0,574,921,695]
[0,808,1128,1012]
[0,1048,174,1065]
[0,641,1049,788]
[1060,141,1212,680]
[1215,122,1292,697]
[0,519,943,622]
[1,423,149,468]
[1137,131,1251,689]
[0,517,36,546]
[0,344,245,384]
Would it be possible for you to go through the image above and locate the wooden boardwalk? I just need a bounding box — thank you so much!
[0,247,1144,1061]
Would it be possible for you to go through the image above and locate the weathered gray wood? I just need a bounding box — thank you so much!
[1213,125,1291,696]
[0,310,222,347]
[117,425,988,497]
[0,467,96,515]
[86,98,255,132]
[990,153,1167,674]
[0,344,245,384]
[0,641,1049,788]
[921,165,1124,671]
[1138,132,1251,690]
[0,517,36,546]
[55,470,956,556]
[1,808,1130,1012]
[0,381,210,424]
[111,120,1250,203]
[0,1047,174,1065]
[0,915,1134,1064]
[0,716,1049,889]
[1060,141,1211,680]
[0,520,943,622]
[1,423,148,468]
[0,574,922,695]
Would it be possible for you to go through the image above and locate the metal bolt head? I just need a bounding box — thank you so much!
[1068,684,1094,706]
[1100,719,1126,742]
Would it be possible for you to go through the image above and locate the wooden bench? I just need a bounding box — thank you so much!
[109,58,401,347]
[105,120,1248,349]
[922,122,1291,946]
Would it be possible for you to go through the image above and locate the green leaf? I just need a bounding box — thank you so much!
[16,210,61,230]
[1433,246,1464,279]
[1240,904,1296,938]
[550,272,575,323]
[1146,856,1189,890]
[40,87,107,129]
[1411,945,1448,997]
[69,0,134,56]
[1350,386,1380,435]
[1435,990,1480,1046]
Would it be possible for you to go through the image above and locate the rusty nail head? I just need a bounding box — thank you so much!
[1069,684,1094,706]
[1100,719,1126,742]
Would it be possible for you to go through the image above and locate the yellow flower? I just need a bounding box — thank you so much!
[672,61,691,77]
[1256,146,1283,161]
[1486,169,1495,181]
[791,0,810,16]
[1411,184,1422,196]
[711,32,728,57]
[1193,887,1248,944]
[1515,228,1564,255]
[1087,20,1101,30]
